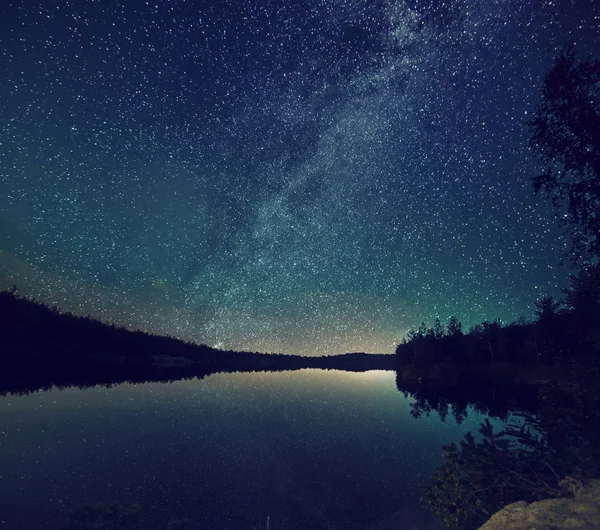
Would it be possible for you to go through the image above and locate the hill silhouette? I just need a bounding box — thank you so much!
[0,289,396,396]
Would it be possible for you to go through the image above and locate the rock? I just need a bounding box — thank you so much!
[479,480,600,530]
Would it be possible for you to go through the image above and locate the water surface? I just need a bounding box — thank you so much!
[0,370,494,529]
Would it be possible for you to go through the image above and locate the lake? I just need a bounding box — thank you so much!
[0,369,500,530]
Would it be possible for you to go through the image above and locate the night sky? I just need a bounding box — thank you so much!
[1,0,598,355]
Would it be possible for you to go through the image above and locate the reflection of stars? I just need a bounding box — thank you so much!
[1,0,597,354]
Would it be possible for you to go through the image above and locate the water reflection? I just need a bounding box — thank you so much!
[0,370,490,530]
[395,370,600,530]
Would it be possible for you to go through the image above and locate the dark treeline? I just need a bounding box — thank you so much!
[0,289,395,396]
[395,261,600,371]
[0,286,253,364]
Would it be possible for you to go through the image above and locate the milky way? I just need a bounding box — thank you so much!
[1,0,598,354]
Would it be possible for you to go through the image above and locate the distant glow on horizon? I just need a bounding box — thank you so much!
[1,0,597,354]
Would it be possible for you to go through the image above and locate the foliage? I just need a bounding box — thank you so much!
[563,262,600,321]
[424,417,563,529]
[420,376,600,529]
[534,296,561,320]
[423,421,512,529]
[447,316,463,338]
[528,47,600,264]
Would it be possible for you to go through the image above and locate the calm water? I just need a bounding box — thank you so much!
[0,370,497,530]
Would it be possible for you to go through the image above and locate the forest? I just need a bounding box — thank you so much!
[395,264,600,371]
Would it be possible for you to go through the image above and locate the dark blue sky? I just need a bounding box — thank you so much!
[1,0,598,354]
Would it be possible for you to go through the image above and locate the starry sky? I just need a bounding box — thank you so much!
[0,0,598,355]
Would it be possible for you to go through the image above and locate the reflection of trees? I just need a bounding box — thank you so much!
[423,418,563,529]
[407,376,600,529]
[406,392,467,425]
[396,371,538,425]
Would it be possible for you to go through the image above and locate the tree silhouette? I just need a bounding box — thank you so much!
[562,261,600,332]
[534,295,561,321]
[447,316,463,338]
[529,47,600,264]
[433,318,445,340]
[533,296,564,362]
